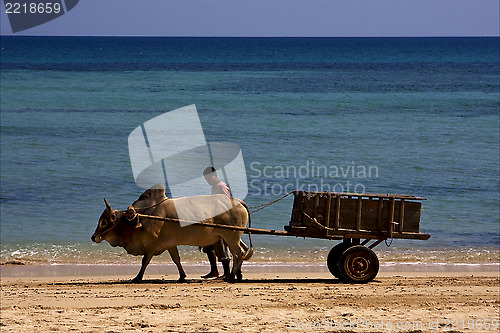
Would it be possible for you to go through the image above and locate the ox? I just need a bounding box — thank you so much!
[91,185,253,282]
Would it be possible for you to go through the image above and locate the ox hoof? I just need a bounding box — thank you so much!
[201,272,220,279]
[224,274,243,283]
[131,277,143,283]
[223,275,235,283]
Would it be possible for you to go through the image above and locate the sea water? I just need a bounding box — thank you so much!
[1,37,498,270]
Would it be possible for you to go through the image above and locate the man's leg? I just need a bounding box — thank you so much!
[221,259,230,277]
[214,240,231,278]
[201,245,219,278]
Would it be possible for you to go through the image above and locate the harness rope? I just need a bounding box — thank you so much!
[123,197,169,224]
[130,197,169,215]
[100,198,169,236]
[247,191,294,214]
[301,211,395,247]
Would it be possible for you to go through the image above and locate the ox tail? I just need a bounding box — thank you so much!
[240,200,254,261]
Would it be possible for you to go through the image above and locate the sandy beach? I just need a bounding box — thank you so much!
[1,268,498,333]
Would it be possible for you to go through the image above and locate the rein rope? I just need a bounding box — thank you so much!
[124,197,169,222]
[134,197,169,213]
[247,191,294,214]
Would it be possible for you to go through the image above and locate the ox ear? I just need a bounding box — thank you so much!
[104,198,112,211]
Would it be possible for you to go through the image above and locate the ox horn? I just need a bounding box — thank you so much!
[104,198,112,211]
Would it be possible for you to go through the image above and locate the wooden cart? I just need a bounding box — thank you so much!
[282,191,430,283]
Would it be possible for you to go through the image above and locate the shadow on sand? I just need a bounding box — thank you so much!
[53,277,381,286]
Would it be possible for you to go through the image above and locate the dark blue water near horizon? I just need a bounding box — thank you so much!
[0,36,499,266]
[2,36,499,68]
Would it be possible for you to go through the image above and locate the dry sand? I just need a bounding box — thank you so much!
[1,270,499,332]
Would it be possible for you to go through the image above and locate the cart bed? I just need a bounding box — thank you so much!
[285,191,430,240]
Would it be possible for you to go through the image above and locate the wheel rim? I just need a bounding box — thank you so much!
[346,253,371,277]
[340,246,379,283]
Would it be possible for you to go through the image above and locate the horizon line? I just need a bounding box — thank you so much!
[1,34,499,38]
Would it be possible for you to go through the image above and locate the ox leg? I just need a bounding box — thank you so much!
[167,247,186,282]
[132,253,153,283]
[225,237,244,282]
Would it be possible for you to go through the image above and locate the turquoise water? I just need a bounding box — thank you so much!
[1,37,499,267]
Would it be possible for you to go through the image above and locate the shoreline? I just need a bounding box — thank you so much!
[1,261,499,278]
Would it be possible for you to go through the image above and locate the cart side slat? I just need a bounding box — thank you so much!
[325,193,331,229]
[399,199,405,233]
[376,198,384,231]
[389,197,396,234]
[313,195,319,225]
[356,197,362,231]
[334,196,341,230]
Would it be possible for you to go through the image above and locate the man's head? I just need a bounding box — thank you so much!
[203,166,218,185]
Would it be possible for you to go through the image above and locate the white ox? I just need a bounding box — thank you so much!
[91,185,253,282]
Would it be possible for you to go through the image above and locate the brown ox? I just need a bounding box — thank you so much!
[91,185,253,282]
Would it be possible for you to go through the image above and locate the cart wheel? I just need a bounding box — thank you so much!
[327,243,349,279]
[338,245,379,283]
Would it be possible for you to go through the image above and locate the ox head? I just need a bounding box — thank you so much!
[91,198,124,243]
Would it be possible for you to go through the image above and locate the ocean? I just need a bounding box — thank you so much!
[1,37,499,273]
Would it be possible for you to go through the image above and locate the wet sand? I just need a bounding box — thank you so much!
[1,269,499,332]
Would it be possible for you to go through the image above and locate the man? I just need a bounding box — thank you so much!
[201,166,231,278]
